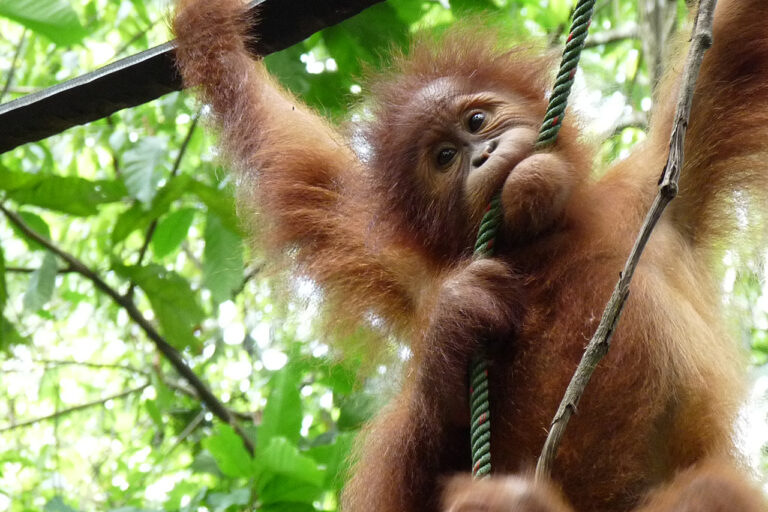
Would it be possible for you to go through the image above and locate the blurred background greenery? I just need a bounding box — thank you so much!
[0,0,766,510]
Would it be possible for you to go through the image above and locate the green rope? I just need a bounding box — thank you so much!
[469,194,503,479]
[473,193,504,258]
[536,0,598,149]
[469,354,492,477]
[468,0,597,479]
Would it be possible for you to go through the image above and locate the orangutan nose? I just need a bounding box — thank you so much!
[471,139,498,168]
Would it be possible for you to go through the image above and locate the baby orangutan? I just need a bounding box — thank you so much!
[172,0,768,510]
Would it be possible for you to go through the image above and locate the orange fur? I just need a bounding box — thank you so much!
[172,1,767,511]
[442,474,574,512]
[442,461,765,512]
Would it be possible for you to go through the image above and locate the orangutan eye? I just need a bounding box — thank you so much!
[467,111,486,132]
[435,146,458,168]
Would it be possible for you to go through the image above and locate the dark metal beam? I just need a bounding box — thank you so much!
[0,0,384,154]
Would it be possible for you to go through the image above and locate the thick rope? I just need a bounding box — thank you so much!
[536,0,597,149]
[468,0,597,479]
[469,195,503,479]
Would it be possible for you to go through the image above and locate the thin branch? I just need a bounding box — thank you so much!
[584,23,638,48]
[535,0,718,480]
[19,359,257,421]
[0,203,255,454]
[181,241,204,270]
[105,116,122,176]
[0,30,27,103]
[233,263,265,297]
[0,383,149,432]
[547,23,568,47]
[6,266,77,274]
[113,18,160,60]
[125,113,200,300]
[599,110,648,140]
[34,359,147,375]
[168,410,206,453]
[162,379,258,422]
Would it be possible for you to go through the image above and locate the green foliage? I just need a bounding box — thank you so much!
[113,263,205,350]
[152,208,195,259]
[202,213,244,306]
[0,0,87,45]
[8,175,127,216]
[257,365,303,447]
[203,425,254,478]
[10,211,51,250]
[22,251,57,311]
[122,137,169,206]
[0,0,765,511]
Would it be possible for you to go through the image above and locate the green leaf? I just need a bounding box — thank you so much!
[203,213,244,304]
[122,137,167,206]
[0,248,19,349]
[144,399,163,430]
[260,437,324,486]
[111,203,146,244]
[258,365,302,447]
[265,46,349,115]
[256,438,323,504]
[0,315,25,349]
[112,263,205,350]
[190,180,241,235]
[202,425,254,478]
[146,174,193,220]
[324,3,409,72]
[0,167,43,191]
[112,176,195,244]
[315,359,357,395]
[0,0,87,45]
[206,489,250,511]
[306,432,355,488]
[337,392,377,431]
[8,176,127,216]
[387,0,432,24]
[9,211,51,251]
[190,451,222,476]
[171,486,206,512]
[449,0,501,12]
[23,251,57,311]
[152,208,196,259]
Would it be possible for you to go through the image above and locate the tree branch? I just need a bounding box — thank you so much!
[0,203,255,454]
[33,359,146,374]
[233,264,265,297]
[105,116,122,176]
[584,23,638,48]
[6,266,77,274]
[113,18,161,60]
[0,30,26,103]
[535,0,718,479]
[599,110,648,140]
[21,358,258,421]
[0,383,150,432]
